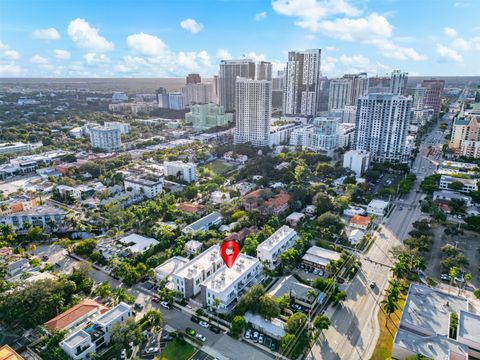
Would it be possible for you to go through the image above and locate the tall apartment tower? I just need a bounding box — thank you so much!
[234,78,271,147]
[156,87,168,108]
[413,84,427,110]
[257,61,273,81]
[219,59,256,112]
[422,79,445,118]
[390,70,408,95]
[186,73,201,84]
[283,49,322,117]
[328,78,352,111]
[344,73,369,104]
[354,93,412,163]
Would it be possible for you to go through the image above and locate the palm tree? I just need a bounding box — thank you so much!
[459,273,471,296]
[144,309,163,333]
[449,266,459,294]
[386,279,400,301]
[211,297,221,325]
[312,315,330,337]
[113,287,127,305]
[381,295,399,326]
[306,289,317,305]
[392,261,408,280]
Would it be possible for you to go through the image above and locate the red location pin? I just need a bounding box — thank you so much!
[220,240,240,268]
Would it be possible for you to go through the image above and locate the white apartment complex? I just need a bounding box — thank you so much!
[60,302,132,360]
[234,77,272,147]
[354,93,412,163]
[0,205,67,231]
[172,245,224,298]
[164,161,197,182]
[185,103,233,132]
[89,127,122,151]
[343,150,370,177]
[200,253,262,312]
[0,142,33,155]
[167,92,185,110]
[103,121,130,134]
[439,175,478,193]
[124,174,164,198]
[257,225,298,268]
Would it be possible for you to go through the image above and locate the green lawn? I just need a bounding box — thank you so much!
[158,341,196,360]
[371,294,406,360]
[205,160,234,175]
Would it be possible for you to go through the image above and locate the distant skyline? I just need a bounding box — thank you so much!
[0,0,479,78]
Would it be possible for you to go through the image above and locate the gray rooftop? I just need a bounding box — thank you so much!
[6,205,67,217]
[458,310,480,344]
[269,275,320,302]
[185,211,222,232]
[95,302,131,326]
[394,328,468,360]
[400,283,469,336]
[63,330,90,348]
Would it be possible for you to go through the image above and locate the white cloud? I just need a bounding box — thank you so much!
[217,48,233,60]
[30,54,49,64]
[367,39,427,61]
[0,62,26,76]
[31,27,60,40]
[452,37,470,51]
[444,27,458,38]
[126,33,167,57]
[180,18,204,34]
[326,46,339,51]
[436,44,463,63]
[255,11,267,21]
[244,52,266,62]
[305,34,316,40]
[2,49,20,60]
[272,0,361,25]
[84,52,110,65]
[178,51,211,69]
[322,56,337,74]
[54,49,71,60]
[313,13,392,40]
[67,18,114,52]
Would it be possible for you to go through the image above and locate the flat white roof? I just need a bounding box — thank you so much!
[63,330,90,348]
[95,302,131,326]
[175,245,220,279]
[257,225,297,253]
[400,283,468,336]
[154,256,189,277]
[118,233,159,253]
[202,253,259,294]
[458,310,480,344]
[368,199,389,208]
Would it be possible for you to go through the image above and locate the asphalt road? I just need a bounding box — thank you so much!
[306,120,446,360]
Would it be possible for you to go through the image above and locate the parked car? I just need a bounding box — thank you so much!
[252,331,259,342]
[146,347,159,354]
[245,330,251,339]
[313,269,320,275]
[160,301,171,309]
[120,349,127,360]
[369,281,376,289]
[291,304,302,312]
[209,325,221,334]
[199,321,209,328]
[258,334,264,344]
[440,274,451,281]
[186,327,196,336]
[134,303,144,311]
[191,315,200,323]
[151,296,160,303]
[41,255,49,261]
[161,334,174,342]
[195,333,206,342]
[270,341,278,351]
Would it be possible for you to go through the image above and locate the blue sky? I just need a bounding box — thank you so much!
[0,0,479,78]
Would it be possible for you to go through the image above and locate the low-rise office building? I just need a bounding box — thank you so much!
[124,174,164,199]
[60,302,132,360]
[200,253,262,312]
[0,142,33,155]
[257,225,298,268]
[433,190,472,207]
[172,245,224,298]
[0,205,67,231]
[302,246,341,270]
[182,212,223,234]
[439,175,478,193]
[367,199,390,216]
[392,283,480,360]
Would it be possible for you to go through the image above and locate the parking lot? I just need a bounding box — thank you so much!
[244,328,278,353]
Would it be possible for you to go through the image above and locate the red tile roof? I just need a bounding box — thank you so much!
[264,191,290,208]
[176,202,205,214]
[350,215,370,228]
[44,299,108,331]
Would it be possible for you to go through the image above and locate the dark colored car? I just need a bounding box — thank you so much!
[209,325,221,334]
[191,315,200,323]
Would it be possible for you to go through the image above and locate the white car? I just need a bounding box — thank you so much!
[245,330,251,339]
[146,347,159,354]
[195,333,206,342]
[199,321,209,328]
[160,301,170,309]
